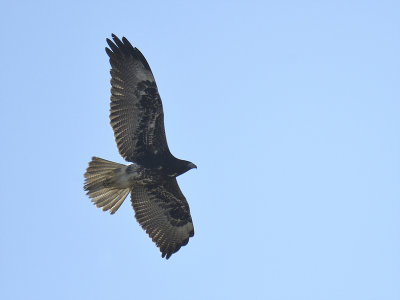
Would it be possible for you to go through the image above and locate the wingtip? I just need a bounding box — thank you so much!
[161,250,172,260]
[122,36,134,49]
[105,46,113,57]
[106,38,114,48]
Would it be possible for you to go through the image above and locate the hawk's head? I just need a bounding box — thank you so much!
[173,159,197,177]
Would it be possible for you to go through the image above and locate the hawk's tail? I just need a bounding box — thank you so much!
[84,157,130,214]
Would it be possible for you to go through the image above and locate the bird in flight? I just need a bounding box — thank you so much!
[84,34,196,259]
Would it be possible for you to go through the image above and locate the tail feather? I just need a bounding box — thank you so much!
[84,157,130,214]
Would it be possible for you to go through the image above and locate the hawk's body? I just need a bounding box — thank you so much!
[84,34,196,259]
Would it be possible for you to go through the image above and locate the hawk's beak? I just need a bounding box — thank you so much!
[189,163,197,169]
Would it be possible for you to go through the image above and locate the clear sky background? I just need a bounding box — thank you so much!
[1,1,399,299]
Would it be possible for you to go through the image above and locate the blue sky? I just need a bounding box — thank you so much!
[1,1,399,299]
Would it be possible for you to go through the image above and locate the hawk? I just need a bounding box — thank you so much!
[84,34,196,259]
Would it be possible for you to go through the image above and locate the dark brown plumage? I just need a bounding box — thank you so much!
[84,34,196,259]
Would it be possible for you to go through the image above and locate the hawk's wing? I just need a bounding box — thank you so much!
[131,178,194,259]
[106,34,170,164]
